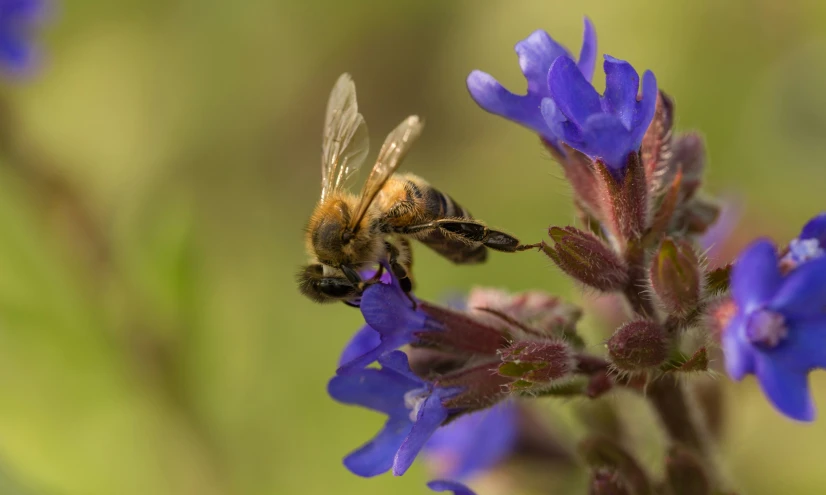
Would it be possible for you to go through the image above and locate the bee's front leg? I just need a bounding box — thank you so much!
[384,241,414,293]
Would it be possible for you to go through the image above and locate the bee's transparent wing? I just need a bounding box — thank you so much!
[320,73,370,201]
[349,116,424,230]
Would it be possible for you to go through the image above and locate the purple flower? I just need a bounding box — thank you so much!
[328,351,463,477]
[540,55,657,176]
[783,212,826,266]
[338,276,509,374]
[724,239,826,421]
[337,279,439,374]
[467,18,597,148]
[423,401,518,480]
[427,480,477,495]
[0,0,46,75]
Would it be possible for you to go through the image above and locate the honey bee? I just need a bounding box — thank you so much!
[297,74,535,304]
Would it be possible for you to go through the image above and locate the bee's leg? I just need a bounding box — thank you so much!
[402,220,540,253]
[365,264,385,284]
[384,241,414,294]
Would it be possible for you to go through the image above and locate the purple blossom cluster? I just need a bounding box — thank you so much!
[315,15,825,495]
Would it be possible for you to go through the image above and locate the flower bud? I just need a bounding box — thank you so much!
[541,226,628,292]
[589,470,631,495]
[650,238,701,316]
[641,91,675,189]
[648,168,682,239]
[608,321,669,371]
[498,340,575,384]
[664,446,710,495]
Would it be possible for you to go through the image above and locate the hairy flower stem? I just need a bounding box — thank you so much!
[622,255,722,486]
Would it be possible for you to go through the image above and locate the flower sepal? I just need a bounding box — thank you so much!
[607,320,670,371]
[650,238,701,316]
[541,226,628,291]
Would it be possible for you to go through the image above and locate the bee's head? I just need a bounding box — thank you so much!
[309,198,377,267]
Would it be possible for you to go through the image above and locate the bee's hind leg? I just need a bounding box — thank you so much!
[403,220,540,253]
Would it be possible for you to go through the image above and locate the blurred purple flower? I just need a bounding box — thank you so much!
[0,0,46,75]
[467,18,596,149]
[540,55,658,176]
[724,237,826,421]
[783,212,826,266]
[423,401,518,481]
[328,351,463,476]
[427,480,477,495]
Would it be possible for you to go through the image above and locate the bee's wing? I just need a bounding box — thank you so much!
[320,73,370,202]
[349,116,424,231]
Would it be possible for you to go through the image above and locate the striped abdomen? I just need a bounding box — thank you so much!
[381,173,487,264]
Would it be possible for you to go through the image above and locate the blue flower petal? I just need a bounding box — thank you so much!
[378,350,423,383]
[770,257,826,317]
[577,113,634,173]
[722,313,755,380]
[515,29,570,95]
[754,354,815,421]
[427,480,478,495]
[362,282,425,333]
[424,401,518,480]
[466,71,551,139]
[337,330,415,375]
[601,56,639,130]
[731,240,782,313]
[338,324,381,369]
[328,365,418,415]
[577,18,597,82]
[799,212,826,244]
[773,314,826,370]
[393,393,450,476]
[548,56,602,126]
[344,416,413,477]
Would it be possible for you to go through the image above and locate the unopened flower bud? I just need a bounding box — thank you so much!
[498,341,575,383]
[641,91,675,189]
[542,226,628,292]
[650,238,701,315]
[589,470,630,495]
[608,320,669,371]
[664,446,710,495]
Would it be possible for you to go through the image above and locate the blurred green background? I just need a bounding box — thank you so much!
[0,0,825,494]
